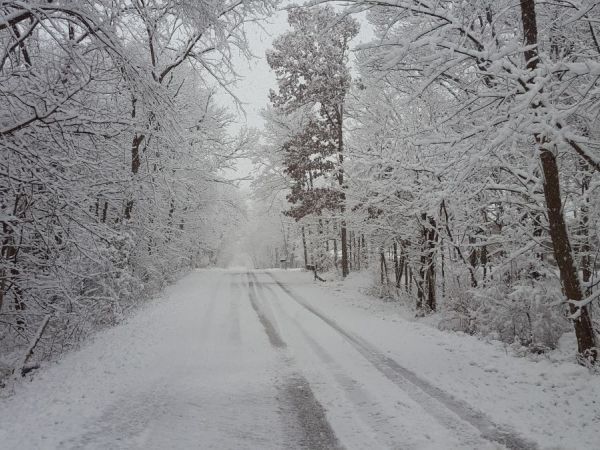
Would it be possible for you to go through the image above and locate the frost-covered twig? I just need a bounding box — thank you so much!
[569,290,600,320]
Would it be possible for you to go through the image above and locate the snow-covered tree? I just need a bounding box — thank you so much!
[311,0,600,361]
[266,5,359,276]
[0,0,276,375]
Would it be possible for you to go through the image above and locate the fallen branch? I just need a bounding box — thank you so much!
[306,264,326,282]
[15,315,51,378]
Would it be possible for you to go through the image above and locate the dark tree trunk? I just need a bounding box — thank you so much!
[356,235,361,270]
[348,230,353,271]
[352,231,358,270]
[441,241,446,296]
[101,201,108,223]
[540,149,596,359]
[361,235,366,268]
[1,194,26,329]
[337,106,349,278]
[520,0,597,362]
[333,238,338,269]
[481,244,488,281]
[469,235,478,272]
[318,218,324,268]
[425,217,438,312]
[417,217,427,310]
[341,224,349,277]
[125,96,145,221]
[380,250,388,286]
[302,226,309,269]
[393,241,402,288]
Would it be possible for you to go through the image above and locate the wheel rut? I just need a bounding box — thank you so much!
[245,272,341,449]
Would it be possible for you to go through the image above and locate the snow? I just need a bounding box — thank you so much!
[1,268,598,449]
[0,271,291,449]
[269,269,600,449]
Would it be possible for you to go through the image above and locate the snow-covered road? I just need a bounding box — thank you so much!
[0,269,597,449]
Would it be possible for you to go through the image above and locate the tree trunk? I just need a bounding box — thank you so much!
[361,234,366,269]
[540,149,596,359]
[341,224,349,277]
[101,201,108,223]
[353,232,358,268]
[356,235,361,270]
[441,241,446,297]
[337,105,349,278]
[302,226,308,269]
[417,217,427,311]
[125,95,145,221]
[333,238,338,269]
[393,241,402,288]
[348,230,353,271]
[426,217,438,312]
[318,218,324,269]
[380,250,388,286]
[481,244,488,281]
[469,234,478,274]
[520,0,597,362]
[1,195,26,329]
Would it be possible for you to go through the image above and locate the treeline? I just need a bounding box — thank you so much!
[255,1,599,363]
[0,0,274,377]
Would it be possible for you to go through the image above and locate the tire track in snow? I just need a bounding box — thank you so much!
[247,272,286,349]
[262,280,406,450]
[279,375,344,450]
[267,272,538,450]
[227,273,242,345]
[245,272,341,449]
[261,275,486,449]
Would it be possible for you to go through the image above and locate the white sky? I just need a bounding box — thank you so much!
[224,11,289,131]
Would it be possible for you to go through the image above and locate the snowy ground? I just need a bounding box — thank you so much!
[0,269,598,449]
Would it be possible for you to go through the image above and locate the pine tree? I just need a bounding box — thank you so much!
[267,5,359,277]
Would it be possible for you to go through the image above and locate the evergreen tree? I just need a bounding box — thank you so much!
[267,5,358,276]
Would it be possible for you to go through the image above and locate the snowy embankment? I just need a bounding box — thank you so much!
[269,269,600,450]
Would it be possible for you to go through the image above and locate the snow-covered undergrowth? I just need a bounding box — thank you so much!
[0,264,190,389]
[355,267,576,358]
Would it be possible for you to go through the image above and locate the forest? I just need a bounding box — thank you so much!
[249,0,600,366]
[1,0,599,385]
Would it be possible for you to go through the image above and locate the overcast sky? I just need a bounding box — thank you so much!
[226,10,289,131]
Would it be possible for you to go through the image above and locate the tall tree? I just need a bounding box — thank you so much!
[267,5,358,277]
[518,0,596,362]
